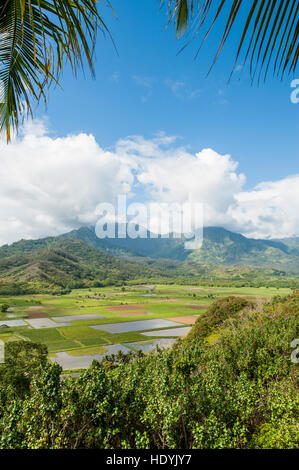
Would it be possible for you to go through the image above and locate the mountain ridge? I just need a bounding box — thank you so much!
[0,226,298,282]
[0,226,298,294]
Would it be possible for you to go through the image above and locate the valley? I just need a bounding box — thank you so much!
[0,283,292,371]
[0,225,298,295]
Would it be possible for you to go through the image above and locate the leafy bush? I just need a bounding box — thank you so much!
[188,296,252,340]
[0,341,48,399]
[0,294,298,449]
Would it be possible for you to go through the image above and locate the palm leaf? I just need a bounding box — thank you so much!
[0,0,114,142]
[164,0,299,81]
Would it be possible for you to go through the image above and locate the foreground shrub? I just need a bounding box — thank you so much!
[0,294,298,449]
[188,296,252,340]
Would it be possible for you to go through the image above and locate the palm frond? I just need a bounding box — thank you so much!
[164,0,299,81]
[0,0,114,142]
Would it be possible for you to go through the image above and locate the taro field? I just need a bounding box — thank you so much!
[0,284,291,371]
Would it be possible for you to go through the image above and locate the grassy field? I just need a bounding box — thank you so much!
[0,284,292,369]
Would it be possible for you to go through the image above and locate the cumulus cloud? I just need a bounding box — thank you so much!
[0,120,297,245]
[228,176,299,239]
[0,121,134,245]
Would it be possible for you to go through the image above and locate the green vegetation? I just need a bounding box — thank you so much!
[0,293,297,448]
[1,2,298,143]
[188,296,252,340]
[46,341,81,353]
[0,238,164,294]
[19,324,159,352]
[0,284,293,359]
[0,227,298,295]
[188,228,299,272]
[0,335,22,344]
[63,346,107,357]
[0,341,48,399]
[0,1,113,141]
[21,328,65,344]
[166,1,298,81]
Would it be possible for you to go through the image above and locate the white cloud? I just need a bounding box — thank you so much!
[0,121,134,245]
[0,120,298,245]
[228,176,299,239]
[165,79,202,100]
[132,75,156,103]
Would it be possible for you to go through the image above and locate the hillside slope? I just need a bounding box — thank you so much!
[187,227,299,272]
[1,225,298,273]
[0,226,298,294]
[78,226,299,272]
[0,238,164,293]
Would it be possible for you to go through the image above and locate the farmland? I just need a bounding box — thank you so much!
[0,284,291,370]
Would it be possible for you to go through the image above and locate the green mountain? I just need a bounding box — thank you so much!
[274,236,299,250]
[64,225,299,273]
[187,228,299,273]
[0,238,167,294]
[0,226,298,294]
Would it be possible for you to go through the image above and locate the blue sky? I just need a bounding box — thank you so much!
[35,0,298,189]
[0,0,298,245]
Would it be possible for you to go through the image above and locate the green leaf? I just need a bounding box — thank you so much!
[163,0,299,81]
[0,1,114,142]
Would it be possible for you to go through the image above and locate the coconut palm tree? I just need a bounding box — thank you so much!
[0,1,114,141]
[164,0,298,81]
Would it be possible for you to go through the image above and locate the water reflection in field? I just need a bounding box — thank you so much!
[91,319,184,334]
[125,338,176,352]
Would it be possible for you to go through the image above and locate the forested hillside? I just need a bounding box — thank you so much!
[0,239,163,294]
[0,293,298,449]
[0,239,297,294]
[1,226,298,272]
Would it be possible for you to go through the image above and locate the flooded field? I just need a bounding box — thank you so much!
[125,338,176,352]
[142,327,192,337]
[0,284,291,370]
[50,344,131,370]
[91,319,184,334]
